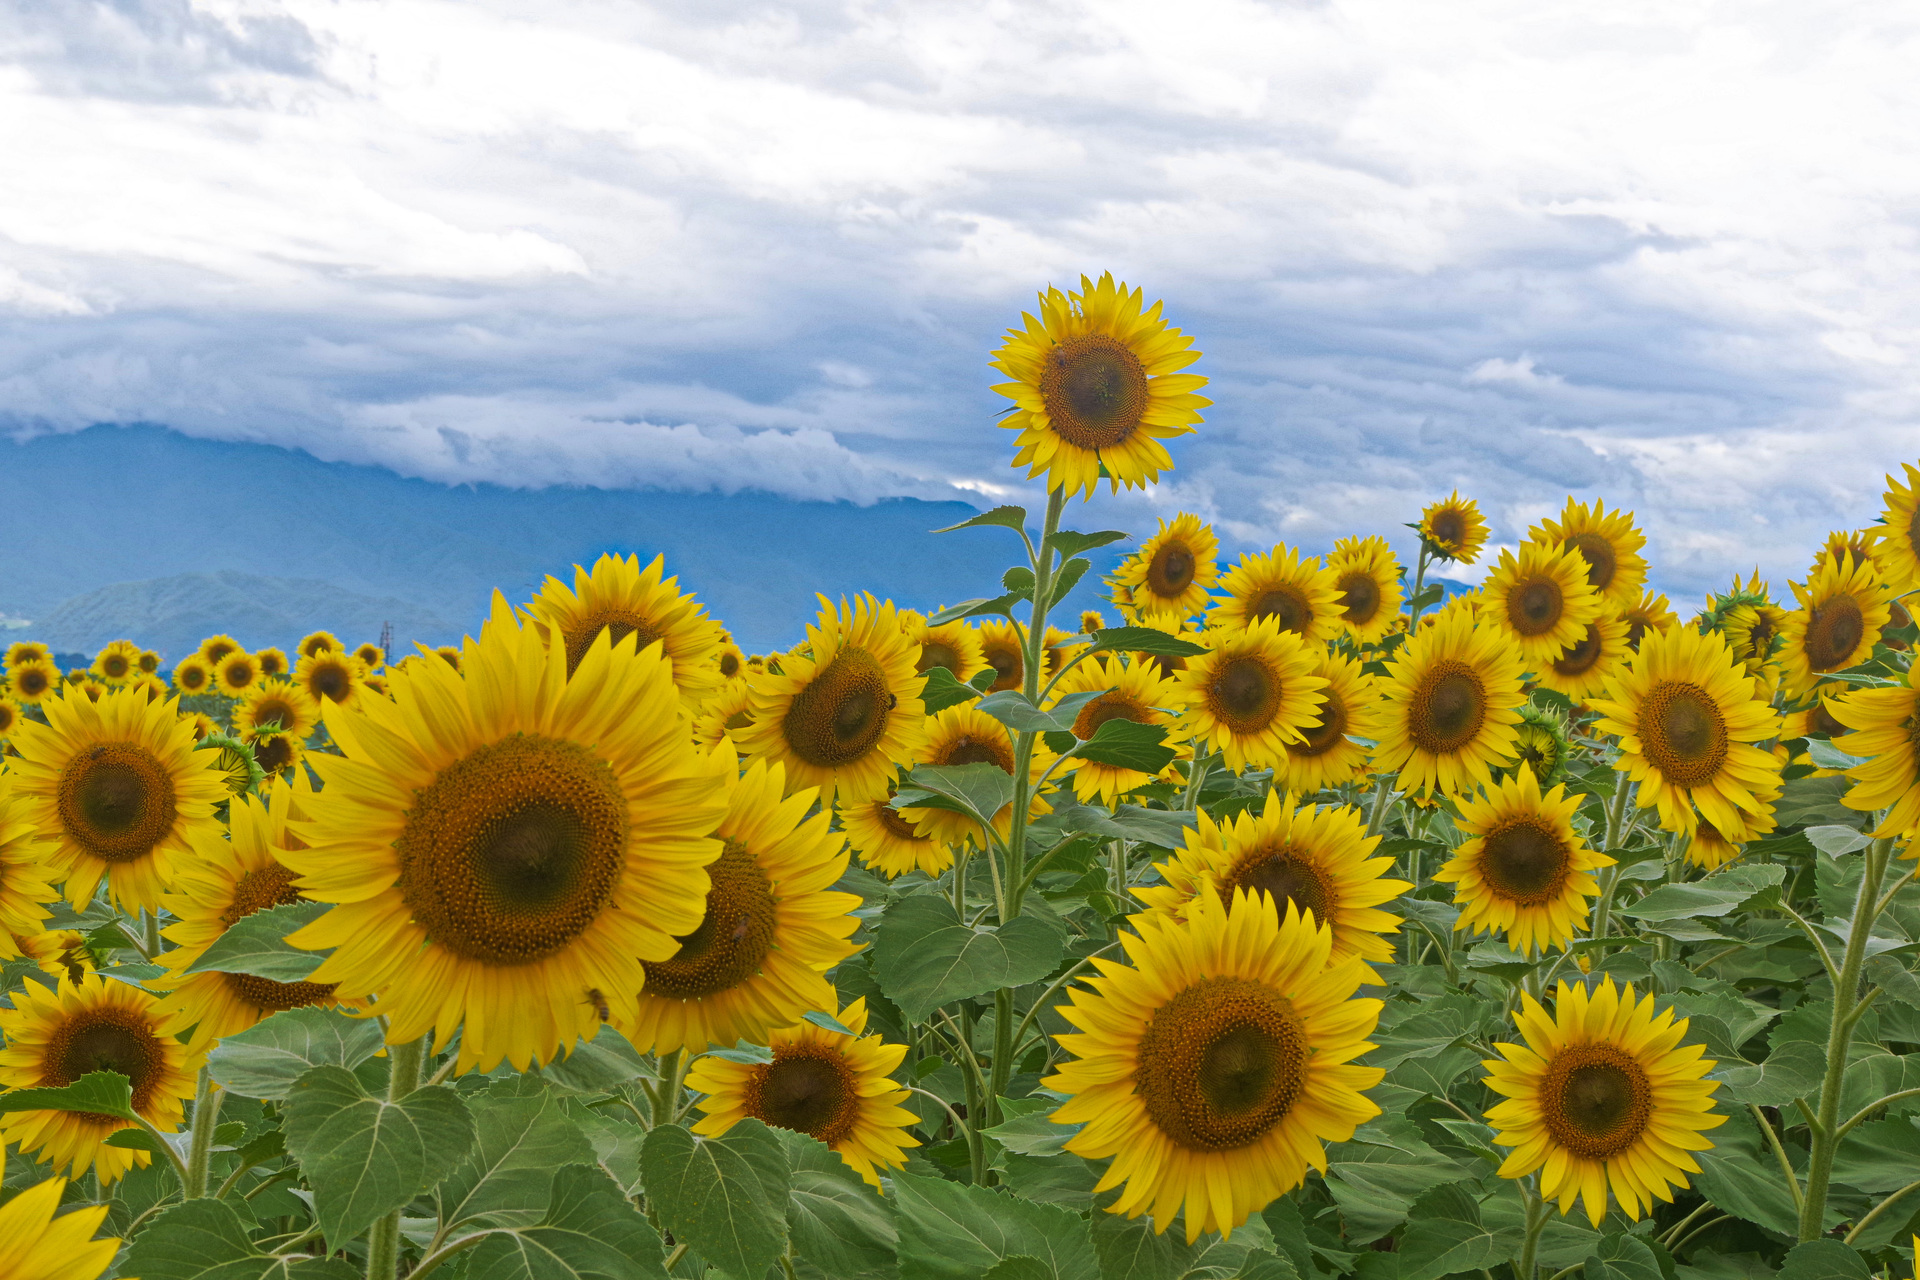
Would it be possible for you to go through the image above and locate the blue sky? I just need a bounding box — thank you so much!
[5,0,1920,604]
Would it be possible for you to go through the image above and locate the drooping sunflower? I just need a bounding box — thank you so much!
[1374,604,1526,798]
[254,646,288,680]
[6,641,52,669]
[629,758,861,1055]
[1535,610,1631,702]
[840,783,955,878]
[214,649,261,696]
[900,705,1052,845]
[906,612,988,683]
[171,654,214,697]
[90,640,142,686]
[1049,888,1384,1242]
[1419,491,1489,564]
[524,552,725,709]
[1273,652,1383,795]
[9,656,59,706]
[688,997,920,1188]
[1779,554,1893,698]
[0,974,197,1184]
[1208,544,1342,643]
[1590,625,1783,837]
[0,777,61,951]
[297,630,340,659]
[1435,766,1613,956]
[198,733,262,798]
[990,272,1211,499]
[693,677,757,750]
[293,649,367,711]
[1833,663,1920,836]
[734,595,926,805]
[1870,462,1920,591]
[1685,794,1777,871]
[1481,542,1605,667]
[1532,499,1649,611]
[281,597,732,1073]
[1324,536,1405,645]
[1484,978,1725,1227]
[1137,791,1408,963]
[0,1176,122,1280]
[1113,513,1220,621]
[1046,655,1183,805]
[232,679,319,742]
[7,686,228,910]
[197,634,241,665]
[1172,618,1326,772]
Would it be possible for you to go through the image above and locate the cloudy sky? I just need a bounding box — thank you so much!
[6,0,1920,602]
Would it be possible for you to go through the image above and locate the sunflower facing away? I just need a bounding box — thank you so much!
[693,677,757,750]
[1113,513,1220,621]
[293,648,367,711]
[1273,652,1383,795]
[1870,461,1920,591]
[90,640,142,686]
[688,996,919,1188]
[233,679,320,742]
[1048,888,1384,1242]
[1435,766,1613,955]
[0,1175,122,1280]
[281,596,732,1073]
[1325,536,1405,645]
[1047,655,1183,805]
[1535,611,1631,703]
[214,649,262,696]
[1590,625,1782,838]
[1779,554,1893,698]
[1533,498,1650,611]
[735,595,926,805]
[900,705,1052,846]
[525,552,725,709]
[10,656,58,706]
[841,782,955,879]
[0,974,197,1184]
[1208,544,1342,643]
[630,757,861,1056]
[171,654,214,697]
[1173,618,1326,772]
[1419,492,1489,564]
[1481,542,1604,667]
[1374,604,1526,798]
[1484,978,1724,1226]
[990,272,1211,499]
[1833,662,1920,836]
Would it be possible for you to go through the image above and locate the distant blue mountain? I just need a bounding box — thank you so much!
[0,425,1123,656]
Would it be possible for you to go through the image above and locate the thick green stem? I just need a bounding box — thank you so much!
[1405,545,1434,632]
[184,1067,222,1199]
[1515,1180,1548,1280]
[366,1037,428,1280]
[1005,489,1068,921]
[1364,775,1394,838]
[986,986,1015,1133]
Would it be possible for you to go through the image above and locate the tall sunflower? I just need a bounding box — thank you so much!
[1046,656,1183,805]
[1484,978,1724,1226]
[254,647,289,680]
[9,656,58,706]
[841,783,955,878]
[1113,514,1220,621]
[990,272,1211,499]
[1325,536,1405,645]
[293,649,367,711]
[1419,492,1489,564]
[1832,663,1920,836]
[734,595,926,805]
[0,776,61,951]
[1374,605,1526,798]
[0,1176,122,1280]
[0,975,197,1184]
[297,631,340,659]
[1136,792,1407,963]
[1273,652,1382,795]
[214,649,261,696]
[1590,625,1782,837]
[900,705,1051,846]
[1532,499,1649,610]
[687,997,919,1188]
[197,634,241,666]
[233,679,319,742]
[1172,618,1326,772]
[1208,544,1342,643]
[1048,889,1384,1242]
[524,553,724,709]
[1435,767,1612,956]
[1779,554,1893,698]
[90,640,142,686]
[1870,461,1920,591]
[630,759,860,1055]
[906,612,987,683]
[280,597,732,1073]
[7,686,228,910]
[1481,543,1604,667]
[1535,611,1631,702]
[171,654,214,697]
[693,677,758,751]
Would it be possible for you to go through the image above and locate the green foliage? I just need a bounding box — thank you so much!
[641,1119,790,1280]
[206,1006,385,1100]
[181,902,330,980]
[871,893,1066,1022]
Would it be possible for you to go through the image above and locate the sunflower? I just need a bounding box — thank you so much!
[233,679,319,742]
[1323,536,1404,645]
[362,674,389,699]
[171,654,214,697]
[1781,690,1851,743]
[1172,618,1326,772]
[1049,888,1383,1242]
[524,553,724,709]
[1870,462,1920,591]
[182,711,219,743]
[9,656,58,706]
[0,777,61,952]
[1535,610,1631,702]
[199,733,263,798]
[1532,499,1649,611]
[281,598,731,1073]
[434,645,463,671]
[1113,514,1220,621]
[694,677,758,750]
[90,640,142,686]
[1208,544,1342,644]
[297,630,340,659]
[1419,491,1489,564]
[1590,625,1782,837]
[1484,977,1724,1226]
[7,641,52,669]
[128,674,170,703]
[8,685,227,911]
[971,619,1026,692]
[293,649,367,711]
[1507,704,1573,786]
[688,997,919,1188]
[16,930,95,984]
[254,646,289,680]
[1816,529,1899,585]
[214,649,261,696]
[990,272,1211,499]
[1833,664,1920,836]
[0,1176,122,1280]
[907,613,988,683]
[1780,554,1893,698]
[840,783,955,879]
[1273,652,1382,795]
[0,694,19,740]
[250,730,303,781]
[1374,604,1526,798]
[197,634,240,665]
[341,642,380,673]
[734,596,926,806]
[1046,655,1183,805]
[1685,795,1777,871]
[1481,542,1604,667]
[1435,766,1613,956]
[900,705,1052,846]
[1080,610,1107,635]
[0,974,197,1184]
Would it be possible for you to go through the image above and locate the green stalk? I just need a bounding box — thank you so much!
[1405,544,1434,632]
[1363,775,1394,838]
[1005,487,1068,921]
[184,1067,222,1199]
[1515,1179,1548,1280]
[365,1037,427,1280]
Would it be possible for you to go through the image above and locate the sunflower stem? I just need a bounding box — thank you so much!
[987,986,1014,1131]
[1515,1178,1549,1280]
[1364,775,1394,838]
[1405,544,1433,633]
[366,1037,427,1280]
[1005,487,1068,922]
[1748,1104,1803,1213]
[184,1067,222,1199]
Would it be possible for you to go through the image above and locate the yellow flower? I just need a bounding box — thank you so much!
[9,656,59,706]
[1171,618,1326,772]
[1535,610,1632,703]
[1481,542,1605,666]
[1435,766,1613,955]
[6,641,52,669]
[900,705,1051,846]
[233,679,320,742]
[1531,498,1649,611]
[214,648,262,696]
[1685,797,1777,871]
[693,677,757,751]
[89,640,142,686]
[293,648,369,711]
[1834,663,1920,836]
[974,618,1026,693]
[171,653,215,696]
[0,693,19,741]
[905,612,988,683]
[1325,536,1405,644]
[0,1176,122,1280]
[255,646,289,680]
[197,634,241,665]
[1869,462,1920,591]
[1779,553,1893,698]
[524,552,725,709]
[352,641,385,672]
[1112,513,1220,621]
[0,776,61,954]
[1373,605,1526,797]
[1419,491,1489,564]
[1045,655,1184,805]
[297,630,341,659]
[1273,651,1383,794]
[1208,544,1342,643]
[841,783,955,879]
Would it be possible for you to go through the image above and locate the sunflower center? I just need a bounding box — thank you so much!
[1641,682,1728,789]
[917,642,963,675]
[876,799,928,842]
[1564,534,1616,592]
[309,662,352,703]
[724,707,754,731]
[396,734,628,966]
[219,862,338,1011]
[205,641,237,664]
[563,607,664,676]
[1040,333,1150,451]
[1429,510,1466,548]
[1509,580,1564,637]
[226,659,256,686]
[1250,587,1311,633]
[253,696,298,733]
[1805,595,1867,672]
[47,1010,164,1118]
[1540,1044,1653,1159]
[1337,573,1381,626]
[748,1045,860,1145]
[101,656,130,679]
[719,652,742,679]
[18,667,49,697]
[1148,542,1197,599]
[642,838,777,999]
[1408,661,1486,755]
[1072,693,1148,741]
[1479,818,1572,904]
[1809,701,1848,738]
[1291,694,1348,758]
[1135,977,1308,1152]
[1208,656,1280,732]
[984,644,1022,691]
[1226,846,1334,925]
[1554,626,1605,677]
[782,647,892,768]
[56,743,178,865]
[180,667,208,692]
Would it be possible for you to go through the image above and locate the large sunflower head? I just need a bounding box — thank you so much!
[630,757,860,1056]
[1208,544,1342,643]
[1374,604,1526,797]
[1484,978,1724,1226]
[1273,651,1384,795]
[1434,766,1614,956]
[840,780,955,879]
[907,614,988,683]
[1048,888,1385,1242]
[0,776,61,954]
[1046,655,1183,805]
[293,648,367,711]
[1325,536,1405,645]
[171,654,214,697]
[279,595,733,1074]
[687,997,920,1188]
[1532,498,1649,610]
[990,272,1210,499]
[9,656,59,706]
[1419,491,1489,564]
[1171,618,1327,772]
[197,634,240,666]
[297,630,340,660]
[90,640,142,687]
[900,704,1052,846]
[693,676,758,751]
[1870,462,1920,592]
[1591,625,1783,837]
[524,552,724,709]
[1482,542,1605,665]
[1112,513,1221,621]
[1535,610,1632,703]
[0,974,198,1184]
[214,649,261,696]
[232,679,320,742]
[1780,554,1894,698]
[734,595,926,805]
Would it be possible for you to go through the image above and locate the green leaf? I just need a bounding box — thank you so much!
[1834,1117,1920,1193]
[924,599,995,626]
[641,1118,790,1280]
[1089,1213,1184,1280]
[896,762,1014,826]
[0,1068,134,1120]
[773,1129,897,1280]
[1867,955,1920,1009]
[1692,1107,1807,1237]
[921,667,986,714]
[1709,1038,1827,1106]
[1397,1184,1518,1280]
[1805,740,1869,769]
[121,1197,359,1280]
[934,505,1029,535]
[890,1170,1100,1280]
[1776,1241,1871,1280]
[540,1023,649,1092]
[1806,824,1873,856]
[982,1259,1054,1280]
[871,894,1067,1023]
[1774,774,1864,830]
[1050,529,1128,558]
[1050,557,1092,602]
[1325,1119,1472,1244]
[1089,627,1206,658]
[1074,720,1176,772]
[466,1163,670,1280]
[206,1006,385,1101]
[1621,864,1786,922]
[982,1105,1079,1157]
[183,901,330,981]
[439,1078,597,1229]
[282,1064,477,1250]
[1408,583,1446,610]
[1262,1197,1316,1280]
[1585,1234,1666,1280]
[975,689,1106,735]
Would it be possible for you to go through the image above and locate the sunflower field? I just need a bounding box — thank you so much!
[3,277,1920,1280]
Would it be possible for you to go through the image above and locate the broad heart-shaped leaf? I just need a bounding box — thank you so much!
[282,1065,476,1250]
[207,1006,385,1101]
[1088,626,1207,658]
[183,901,330,980]
[1774,774,1865,830]
[438,1077,597,1230]
[1075,719,1176,772]
[1777,1240,1872,1280]
[1708,1037,1827,1106]
[1867,955,1920,1009]
[975,689,1108,735]
[641,1119,790,1280]
[921,666,985,714]
[1324,1118,1473,1244]
[894,762,1014,826]
[1692,1107,1812,1237]
[0,1069,134,1120]
[121,1197,359,1280]
[466,1163,669,1280]
[982,1259,1054,1280]
[1050,529,1128,558]
[891,1171,1100,1280]
[870,893,1067,1023]
[774,1129,897,1280]
[1396,1183,1519,1280]
[1030,800,1196,849]
[1583,1233,1665,1280]
[1805,739,1870,770]
[1620,863,1785,922]
[983,1106,1079,1157]
[934,504,1028,535]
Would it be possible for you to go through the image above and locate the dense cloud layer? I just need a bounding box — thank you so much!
[4,0,1919,602]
